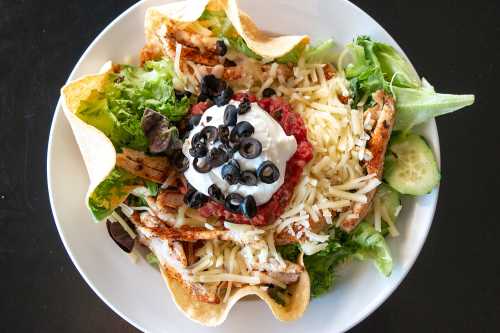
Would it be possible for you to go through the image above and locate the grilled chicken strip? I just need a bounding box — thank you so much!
[340,90,396,232]
[136,226,220,303]
[116,148,169,183]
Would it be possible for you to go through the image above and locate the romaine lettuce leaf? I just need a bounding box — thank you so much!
[303,238,357,297]
[344,36,474,129]
[304,39,337,64]
[88,168,138,221]
[225,36,262,60]
[393,86,475,131]
[278,222,392,297]
[350,222,393,276]
[276,43,306,64]
[374,42,421,88]
[76,59,189,151]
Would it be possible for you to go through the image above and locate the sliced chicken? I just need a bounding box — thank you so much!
[267,272,301,285]
[156,189,184,209]
[340,90,396,232]
[115,148,169,183]
[132,213,221,303]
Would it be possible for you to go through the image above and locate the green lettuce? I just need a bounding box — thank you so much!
[304,39,337,64]
[88,168,138,221]
[145,180,159,197]
[344,36,474,129]
[350,222,393,276]
[76,59,190,151]
[225,36,262,60]
[393,86,474,131]
[279,223,391,298]
[146,252,160,266]
[364,183,401,237]
[276,44,305,64]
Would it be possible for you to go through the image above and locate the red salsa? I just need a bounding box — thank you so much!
[196,94,313,226]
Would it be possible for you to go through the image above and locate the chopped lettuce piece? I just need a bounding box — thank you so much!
[364,183,401,237]
[88,168,138,221]
[303,238,356,297]
[146,252,160,266]
[278,223,392,297]
[276,43,306,64]
[350,222,393,276]
[199,9,232,36]
[225,36,262,60]
[372,42,421,88]
[393,86,475,131]
[345,38,385,105]
[76,59,189,151]
[304,39,337,64]
[344,36,474,128]
[145,180,159,197]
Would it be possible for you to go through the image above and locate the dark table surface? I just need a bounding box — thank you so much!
[1,0,498,332]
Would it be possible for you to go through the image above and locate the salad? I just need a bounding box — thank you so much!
[60,0,474,326]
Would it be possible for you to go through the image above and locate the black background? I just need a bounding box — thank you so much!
[1,0,498,332]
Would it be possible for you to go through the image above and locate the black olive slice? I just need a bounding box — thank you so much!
[224,192,243,213]
[238,99,251,114]
[200,125,218,143]
[234,121,254,138]
[187,114,202,130]
[207,147,229,168]
[221,159,240,185]
[184,189,209,208]
[216,40,228,56]
[215,86,234,106]
[241,195,257,218]
[257,161,280,184]
[239,138,262,159]
[189,142,208,158]
[223,59,237,67]
[191,132,206,146]
[208,184,225,204]
[262,87,276,98]
[223,104,238,126]
[106,219,135,253]
[218,125,230,145]
[239,170,258,186]
[201,75,226,98]
[193,157,212,173]
[229,126,240,144]
[183,188,196,206]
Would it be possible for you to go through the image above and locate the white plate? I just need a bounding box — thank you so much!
[47,0,440,332]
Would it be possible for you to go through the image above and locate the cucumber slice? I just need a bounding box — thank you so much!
[384,133,440,195]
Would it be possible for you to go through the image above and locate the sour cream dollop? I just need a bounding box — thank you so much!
[183,100,297,206]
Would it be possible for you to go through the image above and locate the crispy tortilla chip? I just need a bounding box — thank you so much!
[145,0,309,59]
[223,0,309,58]
[60,62,139,219]
[160,254,310,326]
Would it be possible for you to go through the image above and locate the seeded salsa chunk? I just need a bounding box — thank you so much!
[195,94,313,226]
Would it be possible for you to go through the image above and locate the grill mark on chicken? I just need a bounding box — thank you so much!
[115,148,169,183]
